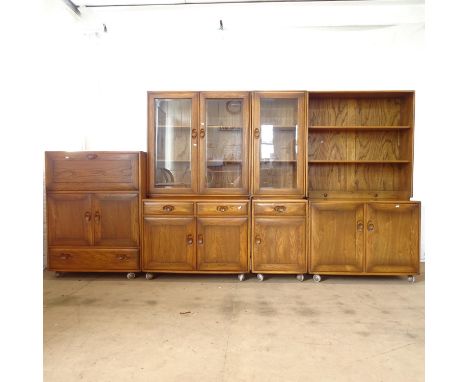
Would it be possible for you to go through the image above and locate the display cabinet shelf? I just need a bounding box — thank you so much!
[309,125,411,130]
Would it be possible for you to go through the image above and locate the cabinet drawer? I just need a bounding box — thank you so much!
[143,201,194,215]
[45,152,139,191]
[254,202,306,216]
[48,249,139,271]
[197,202,248,216]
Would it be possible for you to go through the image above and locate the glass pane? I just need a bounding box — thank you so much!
[154,99,192,188]
[205,99,244,189]
[259,98,298,189]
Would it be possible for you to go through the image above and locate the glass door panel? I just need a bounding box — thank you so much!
[200,93,250,194]
[253,92,305,195]
[148,93,198,194]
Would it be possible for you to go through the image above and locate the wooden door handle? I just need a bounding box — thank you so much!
[274,205,286,213]
[117,255,129,261]
[94,211,101,223]
[255,235,261,245]
[86,153,98,160]
[357,220,364,232]
[59,253,72,260]
[191,129,198,139]
[216,205,228,212]
[254,128,260,139]
[200,128,205,138]
[186,234,193,245]
[84,211,92,222]
[198,234,204,244]
[367,221,375,231]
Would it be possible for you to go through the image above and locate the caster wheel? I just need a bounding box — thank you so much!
[312,274,321,283]
[296,274,305,282]
[55,271,64,278]
[126,272,136,280]
[145,273,154,280]
[238,274,245,282]
[257,273,264,282]
[408,275,416,283]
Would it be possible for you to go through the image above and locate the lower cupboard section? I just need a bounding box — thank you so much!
[309,201,420,278]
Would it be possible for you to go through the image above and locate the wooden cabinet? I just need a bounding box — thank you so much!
[252,200,307,279]
[310,201,420,278]
[252,92,307,197]
[45,152,146,277]
[147,92,250,196]
[142,200,250,277]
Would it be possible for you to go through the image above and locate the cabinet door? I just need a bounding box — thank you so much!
[93,194,139,247]
[310,203,364,273]
[197,217,248,271]
[148,92,199,195]
[142,217,196,271]
[252,92,306,196]
[365,202,420,273]
[47,194,93,246]
[199,92,250,195]
[252,217,306,273]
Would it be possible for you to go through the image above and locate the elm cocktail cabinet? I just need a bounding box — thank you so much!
[45,151,146,279]
[45,90,420,282]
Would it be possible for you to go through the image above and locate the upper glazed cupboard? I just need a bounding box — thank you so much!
[148,91,307,197]
[148,92,250,196]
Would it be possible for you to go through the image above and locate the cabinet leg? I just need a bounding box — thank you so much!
[237,273,245,282]
[256,273,264,282]
[296,274,305,282]
[126,272,136,280]
[408,275,416,283]
[312,274,321,283]
[145,273,154,280]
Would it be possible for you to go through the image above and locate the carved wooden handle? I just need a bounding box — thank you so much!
[274,205,286,213]
[84,211,92,222]
[357,220,364,232]
[200,128,205,138]
[117,255,129,261]
[191,129,198,139]
[163,205,175,212]
[59,253,72,260]
[186,234,193,245]
[94,211,101,223]
[367,221,375,231]
[198,234,204,245]
[86,153,98,160]
[254,128,260,139]
[255,235,261,245]
[216,205,228,212]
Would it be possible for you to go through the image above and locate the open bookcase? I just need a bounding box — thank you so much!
[307,91,414,199]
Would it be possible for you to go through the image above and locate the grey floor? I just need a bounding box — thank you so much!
[44,268,424,382]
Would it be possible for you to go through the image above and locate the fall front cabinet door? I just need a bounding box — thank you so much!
[143,217,197,271]
[310,202,420,274]
[252,217,307,273]
[197,217,248,271]
[365,202,420,273]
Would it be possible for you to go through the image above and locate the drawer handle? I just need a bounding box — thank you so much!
[216,205,228,212]
[255,235,262,245]
[163,205,175,212]
[94,211,101,223]
[84,211,92,222]
[186,234,193,245]
[198,234,204,245]
[254,128,260,139]
[86,153,98,160]
[117,255,129,261]
[357,220,364,232]
[200,128,206,138]
[191,129,198,139]
[367,221,375,232]
[274,205,287,213]
[59,253,72,260]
